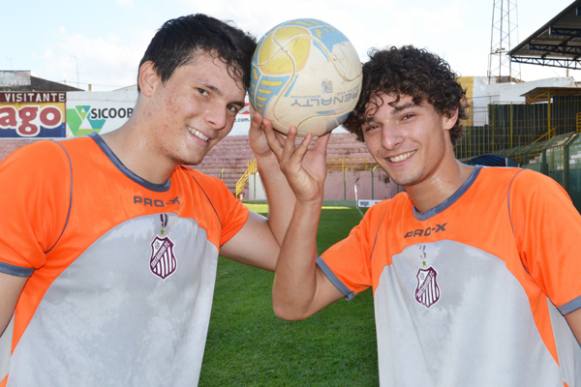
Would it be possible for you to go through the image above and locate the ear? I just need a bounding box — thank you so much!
[441,107,459,131]
[138,61,160,97]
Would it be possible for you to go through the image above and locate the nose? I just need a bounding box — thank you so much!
[381,123,404,150]
[205,104,228,130]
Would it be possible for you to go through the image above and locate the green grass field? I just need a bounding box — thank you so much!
[199,204,378,386]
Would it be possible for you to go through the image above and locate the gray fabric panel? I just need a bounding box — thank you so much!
[374,240,563,387]
[547,300,581,385]
[8,214,218,387]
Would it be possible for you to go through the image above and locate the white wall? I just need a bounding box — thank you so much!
[470,76,576,126]
[66,90,138,136]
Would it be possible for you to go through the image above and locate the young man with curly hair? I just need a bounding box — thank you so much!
[266,45,581,386]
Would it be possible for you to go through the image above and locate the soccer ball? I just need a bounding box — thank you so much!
[249,19,362,136]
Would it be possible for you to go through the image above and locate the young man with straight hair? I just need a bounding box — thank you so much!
[267,45,581,386]
[0,14,328,386]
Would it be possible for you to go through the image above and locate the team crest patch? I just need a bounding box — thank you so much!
[150,236,176,279]
[415,267,440,308]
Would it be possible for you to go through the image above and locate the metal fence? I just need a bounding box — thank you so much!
[497,132,581,211]
[455,98,581,160]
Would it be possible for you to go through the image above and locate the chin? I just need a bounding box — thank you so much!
[175,153,205,166]
[388,173,418,187]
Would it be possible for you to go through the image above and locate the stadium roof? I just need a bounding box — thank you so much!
[509,1,581,70]
[0,70,83,92]
[522,86,581,103]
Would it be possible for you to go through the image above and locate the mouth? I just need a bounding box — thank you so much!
[187,126,210,143]
[387,150,416,163]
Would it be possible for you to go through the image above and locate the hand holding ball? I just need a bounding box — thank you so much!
[249,19,362,136]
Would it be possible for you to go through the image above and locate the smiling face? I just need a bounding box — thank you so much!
[140,50,246,166]
[362,92,458,189]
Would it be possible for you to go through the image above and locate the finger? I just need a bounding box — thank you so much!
[312,132,331,155]
[289,132,312,165]
[281,126,298,163]
[263,120,285,158]
[249,110,262,130]
[274,131,288,146]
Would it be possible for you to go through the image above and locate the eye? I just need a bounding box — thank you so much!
[401,113,415,121]
[363,123,380,133]
[227,105,241,115]
[195,87,209,97]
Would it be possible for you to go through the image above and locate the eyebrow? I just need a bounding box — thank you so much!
[201,83,223,96]
[364,101,418,123]
[389,102,417,113]
[364,116,377,124]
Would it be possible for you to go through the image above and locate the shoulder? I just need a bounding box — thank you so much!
[1,140,70,175]
[507,167,566,196]
[184,167,225,185]
[3,140,63,160]
[373,192,410,211]
[475,166,524,183]
[500,168,574,215]
[0,140,73,218]
[58,135,102,158]
[176,166,237,209]
[179,166,230,192]
[468,167,552,199]
[363,192,410,224]
[474,165,556,186]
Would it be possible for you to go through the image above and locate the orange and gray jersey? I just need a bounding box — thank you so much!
[0,135,248,386]
[319,166,581,386]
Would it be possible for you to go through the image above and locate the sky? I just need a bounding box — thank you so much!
[2,0,578,91]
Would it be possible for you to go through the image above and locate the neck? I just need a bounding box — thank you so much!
[405,155,473,214]
[101,117,176,185]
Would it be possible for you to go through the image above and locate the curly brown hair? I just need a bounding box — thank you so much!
[343,46,467,144]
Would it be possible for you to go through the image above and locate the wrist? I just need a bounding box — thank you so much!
[256,153,283,175]
[295,196,323,210]
[254,152,277,164]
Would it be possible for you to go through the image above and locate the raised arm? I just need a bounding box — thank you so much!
[221,113,314,271]
[247,112,297,246]
[262,125,343,320]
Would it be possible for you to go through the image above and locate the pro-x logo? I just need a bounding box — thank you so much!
[133,195,180,208]
[404,223,447,239]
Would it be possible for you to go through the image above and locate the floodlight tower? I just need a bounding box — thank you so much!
[487,0,521,83]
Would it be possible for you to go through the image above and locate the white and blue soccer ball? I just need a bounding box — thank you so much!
[249,19,362,136]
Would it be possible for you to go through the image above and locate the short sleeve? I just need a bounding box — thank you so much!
[510,169,581,314]
[188,170,249,247]
[215,185,249,246]
[319,203,386,298]
[0,141,71,275]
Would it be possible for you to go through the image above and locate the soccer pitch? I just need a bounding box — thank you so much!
[199,204,378,386]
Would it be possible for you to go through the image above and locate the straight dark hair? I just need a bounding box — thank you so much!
[138,14,256,91]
